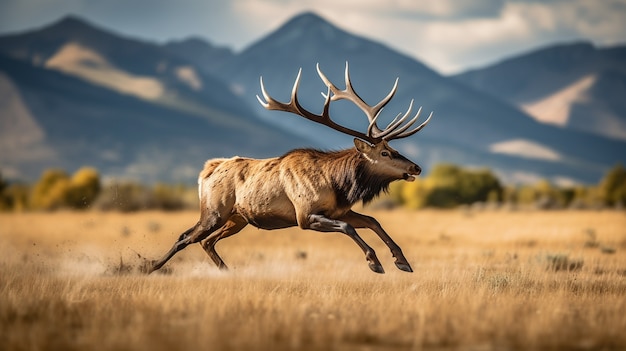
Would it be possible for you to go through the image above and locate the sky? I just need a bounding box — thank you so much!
[1,0,625,74]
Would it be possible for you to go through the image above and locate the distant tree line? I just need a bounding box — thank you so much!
[389,163,626,210]
[0,167,197,212]
[1,164,625,212]
[1,168,101,211]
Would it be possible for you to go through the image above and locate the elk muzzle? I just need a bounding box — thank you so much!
[403,164,421,182]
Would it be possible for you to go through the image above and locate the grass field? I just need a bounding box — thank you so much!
[1,209,625,350]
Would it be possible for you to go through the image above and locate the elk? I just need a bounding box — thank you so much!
[147,62,432,274]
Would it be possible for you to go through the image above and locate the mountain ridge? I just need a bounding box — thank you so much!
[1,13,624,185]
[453,41,626,141]
[0,18,311,182]
[216,12,626,184]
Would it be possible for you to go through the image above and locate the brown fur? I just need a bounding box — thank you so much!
[148,139,421,274]
[148,63,430,274]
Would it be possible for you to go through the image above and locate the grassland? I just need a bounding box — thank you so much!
[1,209,625,350]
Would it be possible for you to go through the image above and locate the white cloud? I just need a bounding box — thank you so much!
[1,0,625,74]
[383,0,505,19]
[489,139,561,161]
[229,0,626,73]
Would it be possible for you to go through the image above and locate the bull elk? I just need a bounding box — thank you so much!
[147,62,432,274]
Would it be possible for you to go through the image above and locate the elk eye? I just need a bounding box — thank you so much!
[381,151,390,157]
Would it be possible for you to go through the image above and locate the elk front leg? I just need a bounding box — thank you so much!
[341,210,413,273]
[306,214,384,274]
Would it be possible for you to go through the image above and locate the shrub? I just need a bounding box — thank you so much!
[397,164,502,209]
[67,167,101,209]
[30,169,70,210]
[30,168,101,210]
[599,164,626,207]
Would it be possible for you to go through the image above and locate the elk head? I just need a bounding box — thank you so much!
[353,138,421,182]
[257,62,432,182]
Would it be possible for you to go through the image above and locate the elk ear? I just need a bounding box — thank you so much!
[353,138,372,153]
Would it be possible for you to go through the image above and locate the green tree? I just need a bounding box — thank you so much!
[30,169,70,210]
[94,182,149,212]
[424,164,464,208]
[387,181,405,206]
[150,183,186,210]
[0,171,6,193]
[0,171,31,211]
[67,167,101,209]
[0,171,9,210]
[30,167,101,210]
[400,164,502,208]
[401,178,430,209]
[4,184,30,211]
[599,164,626,207]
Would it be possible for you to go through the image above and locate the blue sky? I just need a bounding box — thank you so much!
[1,0,625,74]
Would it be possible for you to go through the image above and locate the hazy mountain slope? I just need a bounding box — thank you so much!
[216,12,626,184]
[163,37,234,75]
[0,16,258,124]
[0,56,305,182]
[453,42,626,141]
[2,13,625,185]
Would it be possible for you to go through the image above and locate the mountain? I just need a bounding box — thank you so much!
[215,12,626,184]
[0,16,309,182]
[163,37,234,75]
[453,42,626,141]
[0,16,250,117]
[2,13,625,185]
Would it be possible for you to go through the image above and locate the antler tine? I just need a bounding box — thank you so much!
[317,63,340,99]
[378,99,415,138]
[373,77,399,115]
[382,105,421,140]
[256,69,303,111]
[366,109,384,138]
[256,77,270,108]
[341,62,398,113]
[386,110,433,140]
[258,68,320,120]
[259,63,432,144]
[317,62,399,137]
[289,67,308,115]
[258,67,378,143]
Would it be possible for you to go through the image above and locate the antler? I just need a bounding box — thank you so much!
[257,62,432,144]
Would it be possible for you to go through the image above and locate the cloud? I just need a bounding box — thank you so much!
[378,0,626,73]
[233,0,506,21]
[382,0,505,20]
[1,0,625,74]
[231,0,626,73]
[489,139,561,161]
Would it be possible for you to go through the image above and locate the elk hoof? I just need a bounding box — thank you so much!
[368,263,385,274]
[395,262,413,273]
[139,260,157,274]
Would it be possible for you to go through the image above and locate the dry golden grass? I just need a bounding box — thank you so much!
[1,209,626,350]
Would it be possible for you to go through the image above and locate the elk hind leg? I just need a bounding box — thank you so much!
[200,215,248,270]
[341,210,413,272]
[307,214,384,274]
[147,213,230,274]
[147,225,198,274]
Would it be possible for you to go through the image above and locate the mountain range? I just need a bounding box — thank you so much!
[1,12,624,185]
[454,42,626,142]
[0,16,307,183]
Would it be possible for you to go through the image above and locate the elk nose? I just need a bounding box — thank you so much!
[411,164,421,175]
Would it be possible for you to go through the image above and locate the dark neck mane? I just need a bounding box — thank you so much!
[280,148,394,207]
[320,148,393,207]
